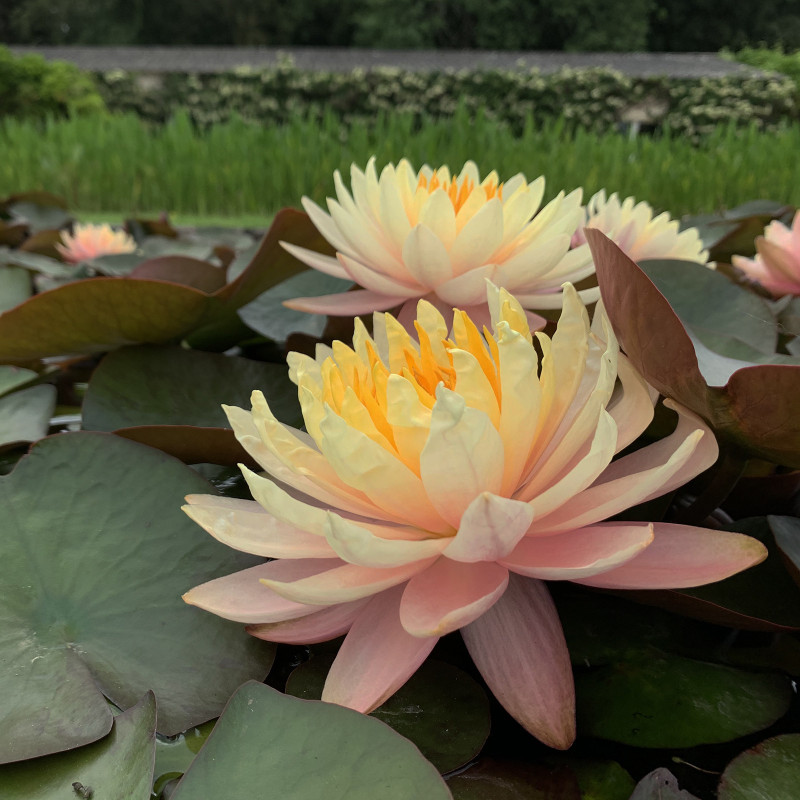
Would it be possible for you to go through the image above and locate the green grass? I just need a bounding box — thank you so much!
[2,107,799,218]
[75,210,273,229]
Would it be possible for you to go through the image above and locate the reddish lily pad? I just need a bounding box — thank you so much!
[446,759,581,799]
[576,651,791,747]
[0,432,273,763]
[129,256,228,293]
[0,692,156,799]
[718,734,800,800]
[286,656,491,774]
[170,681,452,800]
[0,209,327,362]
[588,230,800,467]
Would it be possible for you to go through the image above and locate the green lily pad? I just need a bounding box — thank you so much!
[154,720,215,786]
[286,656,490,774]
[639,259,777,358]
[718,734,800,800]
[0,248,76,278]
[588,230,800,468]
[629,768,700,800]
[563,759,635,800]
[0,692,156,799]
[0,366,38,397]
[0,384,56,448]
[576,652,791,747]
[82,345,300,431]
[10,201,71,232]
[0,266,32,313]
[238,269,352,342]
[446,759,581,799]
[88,252,149,276]
[170,681,452,800]
[768,515,800,587]
[0,432,274,764]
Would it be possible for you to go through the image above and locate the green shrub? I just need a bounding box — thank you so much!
[0,45,105,118]
[94,61,799,142]
[728,46,800,90]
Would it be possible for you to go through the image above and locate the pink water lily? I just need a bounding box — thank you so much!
[572,189,709,265]
[281,158,593,330]
[732,210,800,297]
[183,283,766,749]
[56,222,136,263]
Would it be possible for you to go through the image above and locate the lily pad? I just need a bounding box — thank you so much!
[576,651,791,747]
[286,656,490,774]
[0,366,38,397]
[238,269,352,342]
[768,515,800,587]
[129,256,228,293]
[446,759,581,799]
[82,345,300,431]
[718,734,800,800]
[0,692,156,799]
[0,266,31,313]
[153,720,215,786]
[588,229,800,468]
[0,383,56,448]
[170,681,452,800]
[0,432,273,763]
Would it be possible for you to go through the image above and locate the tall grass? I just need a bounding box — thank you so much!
[1,107,798,217]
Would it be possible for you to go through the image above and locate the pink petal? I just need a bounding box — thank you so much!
[444,492,534,563]
[283,289,404,316]
[260,557,437,604]
[461,575,575,749]
[575,522,769,589]
[322,585,438,712]
[500,523,654,580]
[338,252,424,297]
[246,597,370,644]
[279,241,350,278]
[400,558,509,637]
[183,559,338,623]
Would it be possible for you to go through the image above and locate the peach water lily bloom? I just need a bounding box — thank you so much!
[183,283,766,749]
[56,223,136,263]
[281,158,594,330]
[571,189,709,264]
[732,211,800,297]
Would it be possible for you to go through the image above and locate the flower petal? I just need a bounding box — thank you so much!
[400,558,509,637]
[279,241,349,278]
[402,224,454,288]
[246,598,370,644]
[444,492,534,563]
[183,559,338,623]
[322,585,439,712]
[461,575,575,749]
[283,289,404,316]
[575,522,768,589]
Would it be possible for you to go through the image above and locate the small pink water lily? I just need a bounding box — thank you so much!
[281,158,594,330]
[56,223,136,264]
[183,283,766,749]
[732,211,800,297]
[572,189,709,265]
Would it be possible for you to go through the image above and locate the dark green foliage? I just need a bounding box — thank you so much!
[0,45,105,118]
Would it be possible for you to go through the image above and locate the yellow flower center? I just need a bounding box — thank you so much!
[416,172,504,214]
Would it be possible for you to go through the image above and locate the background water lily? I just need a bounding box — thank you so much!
[183,282,766,749]
[571,189,709,265]
[281,158,594,330]
[56,222,137,263]
[732,210,800,296]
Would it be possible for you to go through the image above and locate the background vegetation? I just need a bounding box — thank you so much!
[2,0,800,52]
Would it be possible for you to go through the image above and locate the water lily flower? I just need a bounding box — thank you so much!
[281,158,594,330]
[572,189,709,265]
[56,223,136,264]
[732,211,800,297]
[183,283,766,749]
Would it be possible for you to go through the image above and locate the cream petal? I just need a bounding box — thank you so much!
[324,512,448,567]
[515,286,601,309]
[246,597,370,644]
[419,387,505,528]
[183,560,337,623]
[338,253,424,297]
[401,224,454,288]
[492,234,572,289]
[283,289,404,316]
[461,575,575,749]
[379,168,413,250]
[183,494,337,558]
[575,523,768,589]
[608,354,656,453]
[419,188,457,249]
[279,242,349,278]
[300,196,353,256]
[400,558,509,637]
[450,347,500,427]
[435,264,498,306]
[500,522,654,580]
[322,585,438,713]
[450,198,505,273]
[444,492,534,563]
[318,408,450,532]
